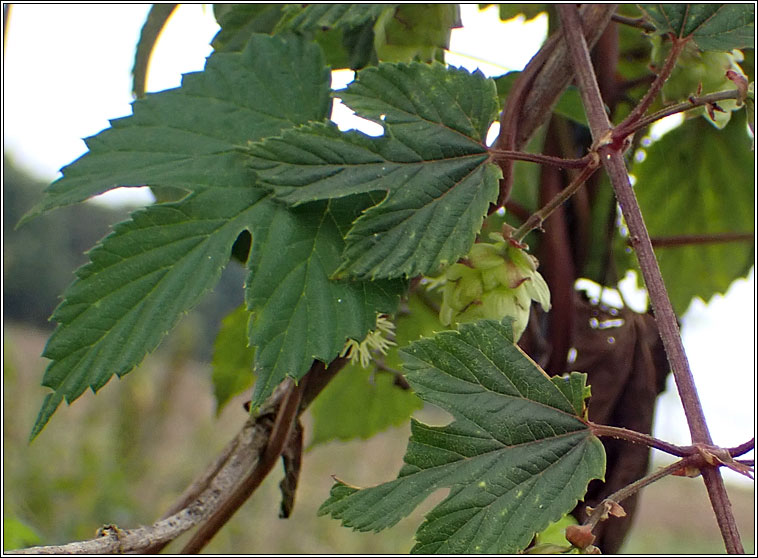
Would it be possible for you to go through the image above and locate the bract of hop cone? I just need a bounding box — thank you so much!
[439,232,551,340]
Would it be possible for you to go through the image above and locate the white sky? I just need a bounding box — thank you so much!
[3,4,754,485]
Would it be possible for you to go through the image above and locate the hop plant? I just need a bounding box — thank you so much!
[656,38,748,129]
[438,233,551,340]
[340,315,396,368]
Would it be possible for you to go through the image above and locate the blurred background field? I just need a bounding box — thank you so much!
[2,324,754,554]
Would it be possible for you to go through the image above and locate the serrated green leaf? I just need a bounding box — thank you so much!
[132,4,178,99]
[631,115,754,314]
[212,304,256,414]
[211,5,285,52]
[319,319,605,554]
[245,196,405,408]
[550,372,592,417]
[249,62,501,280]
[31,188,266,439]
[497,4,547,23]
[25,34,404,437]
[373,4,460,63]
[339,62,495,139]
[640,4,755,51]
[275,3,388,33]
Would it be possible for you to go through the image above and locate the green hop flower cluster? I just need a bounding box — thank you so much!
[340,315,396,368]
[439,233,551,340]
[656,38,749,129]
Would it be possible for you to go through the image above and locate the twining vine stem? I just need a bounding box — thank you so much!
[623,89,744,136]
[180,376,306,553]
[510,161,599,242]
[557,4,743,553]
[581,459,691,531]
[589,423,689,457]
[614,32,689,137]
[488,148,593,169]
[558,2,709,442]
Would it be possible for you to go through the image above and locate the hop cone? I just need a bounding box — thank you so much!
[439,233,551,340]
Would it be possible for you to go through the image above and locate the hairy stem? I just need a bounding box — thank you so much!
[702,467,745,553]
[588,423,690,457]
[558,5,743,553]
[624,89,744,136]
[582,458,688,530]
[558,0,711,449]
[512,161,599,242]
[615,35,688,136]
[603,155,712,441]
[488,148,593,169]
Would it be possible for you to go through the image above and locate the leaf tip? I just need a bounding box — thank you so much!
[28,392,63,442]
[15,204,45,229]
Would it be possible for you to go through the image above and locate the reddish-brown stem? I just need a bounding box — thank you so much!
[488,148,592,169]
[702,467,745,553]
[623,89,744,137]
[512,161,599,242]
[582,458,689,530]
[558,0,711,447]
[603,153,713,443]
[588,422,689,457]
[558,4,743,552]
[180,377,306,553]
[610,12,656,32]
[615,34,688,136]
[647,232,755,248]
[728,438,755,458]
